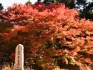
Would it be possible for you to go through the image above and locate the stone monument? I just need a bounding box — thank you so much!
[14,44,24,70]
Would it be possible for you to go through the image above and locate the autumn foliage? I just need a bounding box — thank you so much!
[0,3,93,69]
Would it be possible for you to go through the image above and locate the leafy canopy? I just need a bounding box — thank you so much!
[0,3,93,69]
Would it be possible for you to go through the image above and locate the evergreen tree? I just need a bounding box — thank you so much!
[42,0,75,8]
[0,3,3,10]
[37,0,41,3]
[78,1,93,20]
[25,0,32,5]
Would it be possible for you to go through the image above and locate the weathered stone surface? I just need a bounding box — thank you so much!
[14,44,24,70]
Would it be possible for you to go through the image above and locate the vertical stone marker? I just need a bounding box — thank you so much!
[14,44,24,70]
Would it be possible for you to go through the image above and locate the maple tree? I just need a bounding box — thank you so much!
[0,2,93,69]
